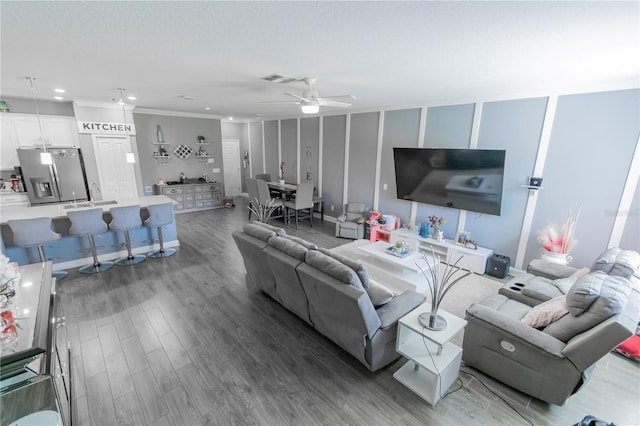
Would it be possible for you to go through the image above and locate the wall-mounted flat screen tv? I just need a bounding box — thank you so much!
[393,148,506,216]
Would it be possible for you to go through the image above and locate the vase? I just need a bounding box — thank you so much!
[278,179,285,185]
[541,251,572,265]
[432,226,442,240]
[419,221,430,238]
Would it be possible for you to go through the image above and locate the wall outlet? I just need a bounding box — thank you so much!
[212,168,221,173]
[383,183,388,190]
[330,205,334,211]
[144,186,152,193]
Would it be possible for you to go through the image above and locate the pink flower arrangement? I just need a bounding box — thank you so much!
[536,207,581,254]
[280,161,285,179]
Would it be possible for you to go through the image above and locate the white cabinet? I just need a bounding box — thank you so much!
[390,229,493,275]
[0,115,20,170]
[0,192,29,207]
[3,113,78,149]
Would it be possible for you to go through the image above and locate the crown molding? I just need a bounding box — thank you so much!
[134,107,226,120]
[72,100,135,110]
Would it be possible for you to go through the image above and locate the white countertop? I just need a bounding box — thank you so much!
[0,195,176,223]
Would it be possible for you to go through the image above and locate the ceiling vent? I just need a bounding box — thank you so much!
[261,74,299,84]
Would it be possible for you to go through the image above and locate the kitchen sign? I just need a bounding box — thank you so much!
[77,121,136,135]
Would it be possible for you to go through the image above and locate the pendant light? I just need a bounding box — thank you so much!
[25,77,53,164]
[118,88,136,163]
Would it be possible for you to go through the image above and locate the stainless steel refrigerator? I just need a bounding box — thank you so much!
[17,148,90,205]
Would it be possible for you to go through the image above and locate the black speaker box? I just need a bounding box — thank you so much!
[486,254,511,278]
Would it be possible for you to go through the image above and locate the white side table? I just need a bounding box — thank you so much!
[393,305,467,405]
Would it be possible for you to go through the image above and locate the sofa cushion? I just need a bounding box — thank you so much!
[267,235,308,261]
[243,223,277,242]
[319,248,370,288]
[251,220,286,236]
[552,267,590,294]
[566,272,604,316]
[366,280,395,307]
[589,248,640,277]
[521,277,563,302]
[304,250,364,289]
[521,296,569,328]
[282,235,317,251]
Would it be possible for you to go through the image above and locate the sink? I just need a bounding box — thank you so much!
[62,200,117,209]
[93,200,117,206]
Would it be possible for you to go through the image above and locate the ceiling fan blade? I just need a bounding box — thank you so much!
[317,100,352,108]
[316,94,356,101]
[259,100,301,104]
[284,92,310,102]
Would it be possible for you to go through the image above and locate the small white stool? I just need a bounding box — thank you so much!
[144,203,176,258]
[67,208,114,274]
[109,205,146,266]
[7,217,68,280]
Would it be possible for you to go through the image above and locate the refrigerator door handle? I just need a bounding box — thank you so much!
[50,163,62,200]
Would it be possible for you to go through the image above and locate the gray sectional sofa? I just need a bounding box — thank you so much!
[232,221,426,372]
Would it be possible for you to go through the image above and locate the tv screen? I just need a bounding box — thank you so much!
[393,148,506,216]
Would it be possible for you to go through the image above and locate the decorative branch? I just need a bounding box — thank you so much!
[248,197,280,223]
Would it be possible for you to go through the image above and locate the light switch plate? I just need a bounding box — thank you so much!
[212,168,221,173]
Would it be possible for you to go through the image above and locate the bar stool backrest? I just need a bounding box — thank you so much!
[8,217,60,247]
[109,205,142,231]
[68,208,108,236]
[145,203,175,227]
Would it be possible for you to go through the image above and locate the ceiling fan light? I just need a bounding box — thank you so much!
[301,103,319,114]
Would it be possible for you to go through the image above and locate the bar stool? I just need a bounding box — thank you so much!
[109,205,146,266]
[144,203,176,258]
[7,217,67,280]
[67,208,114,274]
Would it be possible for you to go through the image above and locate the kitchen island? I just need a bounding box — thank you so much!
[0,195,179,271]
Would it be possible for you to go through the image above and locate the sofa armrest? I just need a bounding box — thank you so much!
[337,214,347,223]
[356,217,365,224]
[466,303,566,357]
[376,291,426,329]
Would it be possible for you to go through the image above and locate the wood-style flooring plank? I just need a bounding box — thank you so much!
[131,367,168,424]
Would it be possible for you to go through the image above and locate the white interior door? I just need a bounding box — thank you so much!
[94,135,137,200]
[222,139,242,196]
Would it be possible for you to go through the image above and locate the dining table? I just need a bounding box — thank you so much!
[267,181,298,200]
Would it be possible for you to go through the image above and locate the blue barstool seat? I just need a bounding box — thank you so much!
[144,203,177,258]
[109,205,146,266]
[7,217,67,280]
[67,208,114,274]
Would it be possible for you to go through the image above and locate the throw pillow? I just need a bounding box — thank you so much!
[565,272,604,316]
[366,280,395,307]
[521,296,569,328]
[615,334,640,362]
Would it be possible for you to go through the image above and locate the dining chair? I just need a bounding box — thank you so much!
[257,179,284,221]
[247,178,259,220]
[283,182,314,228]
[256,173,272,182]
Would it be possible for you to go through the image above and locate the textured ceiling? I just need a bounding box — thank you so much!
[1,1,638,120]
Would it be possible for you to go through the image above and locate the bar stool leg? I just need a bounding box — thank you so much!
[115,230,146,266]
[38,245,67,280]
[79,235,115,274]
[148,227,176,259]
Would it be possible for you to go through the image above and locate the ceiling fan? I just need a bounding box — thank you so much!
[263,77,355,114]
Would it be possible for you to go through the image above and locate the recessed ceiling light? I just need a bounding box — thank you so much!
[53,96,64,101]
[53,88,65,93]
[127,96,136,101]
[228,116,234,120]
[204,107,211,111]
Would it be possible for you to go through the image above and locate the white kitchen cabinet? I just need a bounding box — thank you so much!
[0,115,20,170]
[6,113,78,148]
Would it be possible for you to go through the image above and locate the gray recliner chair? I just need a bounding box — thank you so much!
[335,203,368,239]
[462,248,640,405]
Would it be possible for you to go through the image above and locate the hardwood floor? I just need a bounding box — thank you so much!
[59,198,639,425]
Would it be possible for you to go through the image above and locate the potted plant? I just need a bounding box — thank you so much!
[536,207,581,264]
[197,135,206,143]
[279,162,285,185]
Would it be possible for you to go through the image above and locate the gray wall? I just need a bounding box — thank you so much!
[348,112,379,209]
[281,119,297,183]
[249,121,264,181]
[300,117,319,188]
[524,89,640,266]
[2,96,74,116]
[322,115,346,218]
[264,121,279,181]
[378,108,421,226]
[133,113,222,193]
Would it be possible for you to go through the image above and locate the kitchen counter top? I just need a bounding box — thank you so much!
[0,195,176,224]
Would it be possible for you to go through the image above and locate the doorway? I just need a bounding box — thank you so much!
[222,139,242,196]
[93,135,138,200]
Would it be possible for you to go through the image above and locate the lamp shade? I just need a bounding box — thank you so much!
[300,102,319,114]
